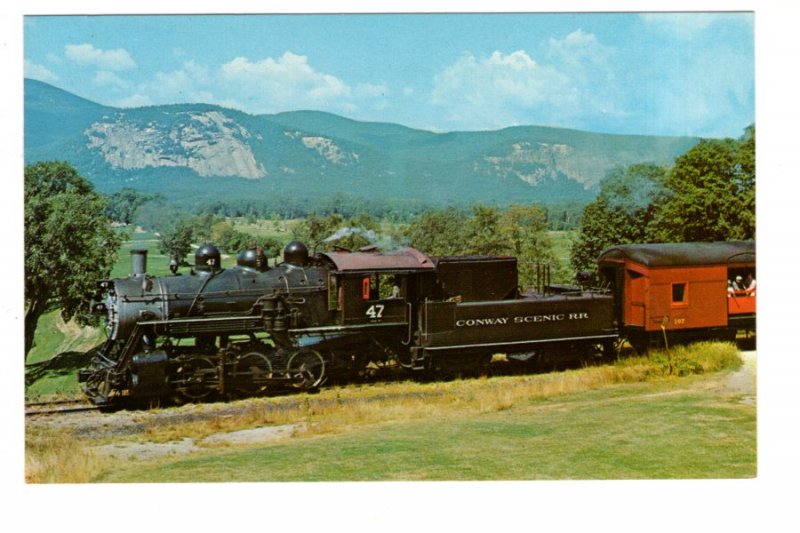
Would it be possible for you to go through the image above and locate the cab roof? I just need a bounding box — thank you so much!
[320,247,435,272]
[598,241,755,267]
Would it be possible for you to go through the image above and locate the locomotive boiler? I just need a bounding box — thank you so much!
[79,241,619,405]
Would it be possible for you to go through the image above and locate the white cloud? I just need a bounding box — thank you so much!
[219,51,354,113]
[430,32,626,130]
[431,49,574,128]
[65,43,136,71]
[24,60,58,83]
[547,29,612,80]
[433,50,561,106]
[127,62,215,106]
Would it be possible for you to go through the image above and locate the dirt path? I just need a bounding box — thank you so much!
[697,349,756,405]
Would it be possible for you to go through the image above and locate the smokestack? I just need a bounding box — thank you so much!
[131,249,148,276]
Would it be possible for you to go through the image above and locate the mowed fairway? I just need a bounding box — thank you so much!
[98,365,756,482]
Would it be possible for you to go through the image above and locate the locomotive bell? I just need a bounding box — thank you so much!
[195,243,221,273]
[283,241,309,266]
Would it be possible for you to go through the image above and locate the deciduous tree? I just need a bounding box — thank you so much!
[500,204,556,288]
[649,127,755,242]
[104,188,161,225]
[24,161,121,360]
[404,208,468,256]
[158,217,195,264]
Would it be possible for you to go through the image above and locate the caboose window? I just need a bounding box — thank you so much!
[672,283,688,305]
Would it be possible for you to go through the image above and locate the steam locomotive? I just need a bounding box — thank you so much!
[78,241,617,405]
[78,239,755,406]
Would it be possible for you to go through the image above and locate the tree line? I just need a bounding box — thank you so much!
[23,125,755,360]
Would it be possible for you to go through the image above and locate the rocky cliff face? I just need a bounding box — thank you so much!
[481,141,576,186]
[85,110,267,179]
[284,130,360,165]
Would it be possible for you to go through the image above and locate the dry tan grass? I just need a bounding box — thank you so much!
[25,428,111,483]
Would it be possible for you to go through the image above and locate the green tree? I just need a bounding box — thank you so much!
[465,205,507,256]
[192,213,219,244]
[24,161,121,360]
[295,213,344,248]
[261,237,283,263]
[404,208,469,256]
[104,188,161,225]
[211,220,254,253]
[570,163,668,274]
[158,217,196,263]
[501,204,557,288]
[649,128,755,242]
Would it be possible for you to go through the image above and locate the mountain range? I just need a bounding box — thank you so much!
[24,78,701,213]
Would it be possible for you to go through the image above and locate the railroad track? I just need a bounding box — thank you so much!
[25,399,101,416]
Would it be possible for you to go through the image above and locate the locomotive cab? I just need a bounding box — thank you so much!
[319,247,436,328]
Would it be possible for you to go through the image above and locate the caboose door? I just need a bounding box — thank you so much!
[625,269,647,327]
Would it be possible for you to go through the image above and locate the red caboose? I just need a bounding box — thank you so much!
[597,241,755,351]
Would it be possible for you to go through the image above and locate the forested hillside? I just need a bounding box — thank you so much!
[24,78,700,217]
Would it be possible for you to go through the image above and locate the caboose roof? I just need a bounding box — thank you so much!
[598,241,755,267]
[320,247,435,272]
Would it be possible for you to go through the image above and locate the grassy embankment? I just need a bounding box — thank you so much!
[25,342,755,482]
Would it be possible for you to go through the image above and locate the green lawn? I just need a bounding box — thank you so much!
[25,309,103,399]
[98,378,755,482]
[549,229,576,268]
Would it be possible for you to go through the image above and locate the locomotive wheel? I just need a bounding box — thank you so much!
[231,351,273,394]
[173,356,218,400]
[286,348,326,390]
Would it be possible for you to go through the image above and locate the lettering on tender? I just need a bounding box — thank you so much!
[455,312,590,327]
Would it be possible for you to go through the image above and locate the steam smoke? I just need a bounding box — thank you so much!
[323,226,408,251]
[604,172,667,215]
[324,226,379,243]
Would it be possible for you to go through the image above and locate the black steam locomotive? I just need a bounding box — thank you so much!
[79,241,618,405]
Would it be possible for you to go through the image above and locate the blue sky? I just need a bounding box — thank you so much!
[24,13,753,138]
